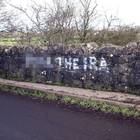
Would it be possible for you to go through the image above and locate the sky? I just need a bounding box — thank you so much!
[9,0,140,26]
[98,0,140,26]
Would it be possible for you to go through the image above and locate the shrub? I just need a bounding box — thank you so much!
[61,96,72,104]
[70,98,80,105]
[46,94,58,101]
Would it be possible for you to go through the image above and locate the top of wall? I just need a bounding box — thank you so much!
[0,42,140,56]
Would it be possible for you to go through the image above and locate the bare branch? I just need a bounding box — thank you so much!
[75,0,98,43]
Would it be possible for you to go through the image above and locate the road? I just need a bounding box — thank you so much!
[0,91,140,140]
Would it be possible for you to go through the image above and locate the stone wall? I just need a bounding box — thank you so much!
[0,43,140,94]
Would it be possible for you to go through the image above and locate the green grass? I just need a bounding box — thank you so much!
[0,37,18,46]
[0,84,140,119]
[0,37,45,46]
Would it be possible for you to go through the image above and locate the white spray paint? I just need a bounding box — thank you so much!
[73,58,79,70]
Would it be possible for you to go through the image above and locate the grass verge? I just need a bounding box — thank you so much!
[0,84,140,119]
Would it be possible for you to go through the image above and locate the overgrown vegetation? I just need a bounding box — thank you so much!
[93,26,139,46]
[0,26,139,46]
[0,0,140,46]
[0,84,140,119]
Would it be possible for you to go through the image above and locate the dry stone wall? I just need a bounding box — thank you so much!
[0,43,140,94]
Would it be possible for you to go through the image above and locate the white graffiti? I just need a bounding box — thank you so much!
[26,56,109,72]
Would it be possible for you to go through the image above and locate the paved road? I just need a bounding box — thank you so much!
[0,92,140,140]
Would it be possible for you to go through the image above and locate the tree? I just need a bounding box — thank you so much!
[97,12,120,44]
[0,0,6,30]
[0,0,18,33]
[75,0,98,43]
[8,0,75,45]
[46,0,75,44]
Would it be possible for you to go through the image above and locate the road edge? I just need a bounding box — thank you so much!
[0,79,140,119]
